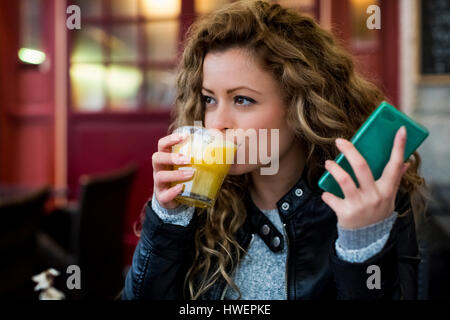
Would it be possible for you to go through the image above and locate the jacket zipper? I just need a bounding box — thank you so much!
[283,222,290,300]
[220,233,255,300]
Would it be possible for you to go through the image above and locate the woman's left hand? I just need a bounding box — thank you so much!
[321,126,410,229]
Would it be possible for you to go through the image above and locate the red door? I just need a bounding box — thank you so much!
[328,0,399,107]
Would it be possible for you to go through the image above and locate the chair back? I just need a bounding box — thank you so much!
[76,164,137,299]
[0,187,50,297]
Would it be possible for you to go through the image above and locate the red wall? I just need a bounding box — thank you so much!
[67,111,171,264]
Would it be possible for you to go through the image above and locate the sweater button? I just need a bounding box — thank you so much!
[261,224,270,236]
[272,236,281,248]
[295,188,303,197]
[281,202,290,211]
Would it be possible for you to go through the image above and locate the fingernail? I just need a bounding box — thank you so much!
[173,133,186,142]
[179,155,191,164]
[182,169,195,175]
[325,160,330,167]
[173,154,187,164]
[400,126,406,135]
[335,138,344,147]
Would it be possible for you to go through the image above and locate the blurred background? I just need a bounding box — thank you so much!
[0,0,449,299]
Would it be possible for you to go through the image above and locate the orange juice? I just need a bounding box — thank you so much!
[171,127,236,208]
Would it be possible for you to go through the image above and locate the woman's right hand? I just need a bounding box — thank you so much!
[152,132,194,210]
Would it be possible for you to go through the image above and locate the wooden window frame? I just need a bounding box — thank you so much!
[67,0,195,114]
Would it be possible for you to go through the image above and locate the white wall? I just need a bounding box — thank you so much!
[400,0,450,185]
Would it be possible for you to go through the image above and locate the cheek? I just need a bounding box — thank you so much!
[261,126,294,159]
[204,112,212,127]
[249,105,284,129]
[255,106,292,157]
[277,127,296,156]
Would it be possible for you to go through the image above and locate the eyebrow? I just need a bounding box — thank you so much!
[202,86,262,95]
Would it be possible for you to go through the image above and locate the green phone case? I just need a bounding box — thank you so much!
[318,101,429,198]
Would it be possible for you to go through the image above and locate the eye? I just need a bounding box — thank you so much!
[234,96,256,106]
[202,95,217,105]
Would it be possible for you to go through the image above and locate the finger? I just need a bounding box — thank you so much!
[158,184,184,204]
[325,160,359,199]
[380,126,407,187]
[335,138,376,192]
[321,191,344,213]
[154,168,195,186]
[157,132,189,152]
[152,151,191,172]
[389,162,410,191]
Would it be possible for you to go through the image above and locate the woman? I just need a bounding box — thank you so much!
[122,0,425,300]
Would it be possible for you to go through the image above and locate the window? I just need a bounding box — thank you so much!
[69,0,317,112]
[69,0,181,112]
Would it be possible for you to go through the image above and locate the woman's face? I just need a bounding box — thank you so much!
[202,47,298,175]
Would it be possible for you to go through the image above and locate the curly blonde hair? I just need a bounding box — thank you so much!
[137,0,426,299]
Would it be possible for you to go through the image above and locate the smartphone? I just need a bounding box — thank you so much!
[318,101,429,198]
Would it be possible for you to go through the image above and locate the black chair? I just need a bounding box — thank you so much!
[41,164,138,299]
[0,186,50,298]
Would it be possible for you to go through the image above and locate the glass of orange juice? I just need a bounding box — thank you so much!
[171,126,237,208]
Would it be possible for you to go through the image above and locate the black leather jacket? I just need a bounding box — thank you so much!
[122,173,420,300]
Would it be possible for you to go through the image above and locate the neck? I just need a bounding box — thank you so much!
[249,140,305,210]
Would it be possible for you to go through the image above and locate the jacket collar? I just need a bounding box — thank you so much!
[240,169,316,252]
[275,169,314,221]
[244,169,315,219]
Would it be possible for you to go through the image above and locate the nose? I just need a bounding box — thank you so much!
[206,102,234,134]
